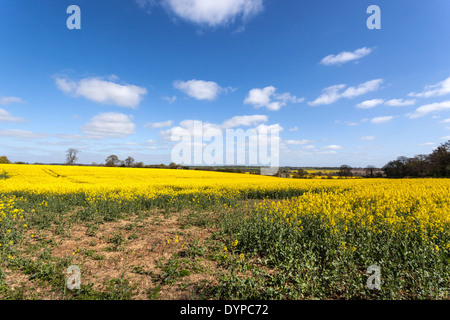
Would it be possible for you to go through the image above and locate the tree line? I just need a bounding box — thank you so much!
[2,140,450,179]
[382,140,450,178]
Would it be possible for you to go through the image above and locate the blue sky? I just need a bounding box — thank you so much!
[1,0,450,167]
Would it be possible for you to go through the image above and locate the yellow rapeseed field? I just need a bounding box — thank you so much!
[1,164,450,299]
[2,163,450,242]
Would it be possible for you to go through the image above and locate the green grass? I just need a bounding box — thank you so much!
[1,189,449,300]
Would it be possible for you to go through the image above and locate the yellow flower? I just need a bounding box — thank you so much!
[232,240,238,247]
[223,246,228,252]
[240,253,244,259]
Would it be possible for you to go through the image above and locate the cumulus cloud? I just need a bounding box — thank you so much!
[161,0,264,27]
[320,47,374,66]
[356,99,384,109]
[55,76,147,108]
[0,108,24,122]
[160,116,281,143]
[0,96,24,105]
[244,86,304,111]
[308,79,383,106]
[406,101,450,119]
[144,120,174,129]
[174,79,228,101]
[81,112,136,139]
[384,99,416,107]
[409,77,450,98]
[371,116,394,124]
[222,115,268,128]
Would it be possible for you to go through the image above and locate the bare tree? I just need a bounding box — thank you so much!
[338,165,353,177]
[365,165,376,177]
[105,155,120,167]
[124,156,135,167]
[66,148,79,165]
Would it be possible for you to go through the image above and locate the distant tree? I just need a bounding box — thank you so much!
[66,148,79,165]
[429,140,450,177]
[134,161,144,168]
[124,156,135,167]
[0,156,11,164]
[405,154,430,177]
[338,165,353,177]
[382,157,408,178]
[294,168,308,178]
[105,155,120,167]
[364,165,376,178]
[169,162,181,169]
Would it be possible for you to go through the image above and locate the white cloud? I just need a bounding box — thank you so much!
[0,96,24,105]
[160,117,282,146]
[81,112,136,138]
[222,115,268,128]
[289,126,299,132]
[371,116,394,124]
[409,77,450,98]
[384,99,416,107]
[162,0,263,27]
[55,77,147,108]
[441,136,450,141]
[356,99,384,109]
[0,129,48,139]
[320,47,374,66]
[308,79,383,106]
[174,79,225,101]
[144,120,174,129]
[406,101,450,119]
[244,86,304,111]
[440,118,450,124]
[162,95,177,103]
[284,139,314,145]
[0,108,24,122]
[322,145,343,150]
[419,142,435,146]
[361,136,375,141]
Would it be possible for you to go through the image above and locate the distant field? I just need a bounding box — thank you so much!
[1,164,449,300]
